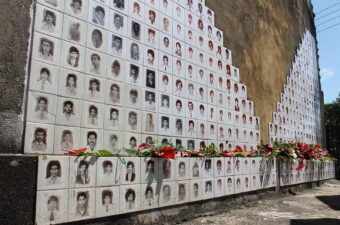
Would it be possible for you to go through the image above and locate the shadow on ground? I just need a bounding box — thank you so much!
[291,218,340,225]
[316,195,340,210]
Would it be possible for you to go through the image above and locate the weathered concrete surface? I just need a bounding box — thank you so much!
[0,0,33,153]
[0,155,38,225]
[182,180,340,225]
[206,0,318,144]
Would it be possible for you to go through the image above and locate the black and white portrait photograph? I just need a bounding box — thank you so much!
[159,182,174,206]
[214,178,225,197]
[57,68,83,99]
[141,183,158,209]
[198,121,207,139]
[251,174,259,191]
[104,105,124,131]
[189,179,203,202]
[143,47,158,69]
[186,119,197,138]
[159,52,173,74]
[123,132,141,150]
[125,85,142,109]
[55,97,81,126]
[214,158,225,177]
[128,19,144,42]
[173,117,185,136]
[176,181,189,204]
[128,0,144,21]
[203,179,214,199]
[243,158,251,175]
[173,57,185,77]
[68,157,96,188]
[159,73,172,94]
[187,139,196,151]
[109,9,127,36]
[110,33,126,58]
[198,103,207,121]
[33,33,60,65]
[173,39,185,59]
[83,75,105,103]
[68,188,95,221]
[60,41,85,72]
[29,61,58,95]
[243,175,251,192]
[141,158,159,184]
[35,4,62,38]
[38,0,65,11]
[159,0,172,16]
[143,90,157,111]
[126,62,142,86]
[144,27,159,49]
[124,109,141,132]
[128,40,143,64]
[37,156,69,190]
[173,21,185,41]
[203,158,213,178]
[160,14,172,34]
[26,91,56,124]
[105,80,125,106]
[142,112,157,134]
[35,190,68,225]
[107,56,125,82]
[84,49,107,77]
[158,115,171,135]
[224,157,233,176]
[160,158,175,181]
[88,0,109,28]
[144,5,159,28]
[186,100,196,119]
[159,93,171,114]
[62,15,86,46]
[122,160,140,183]
[80,129,103,152]
[103,131,123,153]
[64,0,89,20]
[234,158,243,175]
[176,158,189,180]
[53,126,80,154]
[234,176,243,194]
[119,185,141,213]
[81,102,104,129]
[112,0,127,14]
[190,158,203,179]
[96,158,118,186]
[225,176,234,195]
[145,68,157,89]
[173,78,185,97]
[95,186,120,217]
[159,33,172,54]
[86,24,107,53]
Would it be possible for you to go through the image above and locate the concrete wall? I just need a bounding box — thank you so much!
[206,0,316,143]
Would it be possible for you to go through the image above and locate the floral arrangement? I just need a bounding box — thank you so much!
[65,140,333,171]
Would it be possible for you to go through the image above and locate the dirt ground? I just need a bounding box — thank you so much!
[181,180,340,225]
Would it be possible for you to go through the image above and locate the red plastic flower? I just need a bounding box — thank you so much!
[235,146,243,152]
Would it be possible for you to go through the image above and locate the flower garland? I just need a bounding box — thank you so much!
[65,140,333,171]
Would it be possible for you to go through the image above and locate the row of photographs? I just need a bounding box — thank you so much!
[37,156,275,190]
[24,122,260,154]
[269,123,318,138]
[279,160,336,173]
[36,0,223,48]
[269,133,320,146]
[27,90,258,126]
[30,61,247,107]
[32,32,235,79]
[280,170,335,186]
[37,0,221,44]
[36,173,276,224]
[270,115,319,133]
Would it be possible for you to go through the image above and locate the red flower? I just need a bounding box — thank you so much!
[315,144,320,148]
[163,151,175,159]
[221,151,233,157]
[138,143,151,151]
[296,160,305,171]
[235,146,243,152]
[67,148,87,155]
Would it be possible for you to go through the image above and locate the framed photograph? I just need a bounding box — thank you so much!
[105,80,125,106]
[37,156,69,190]
[103,130,123,152]
[189,179,203,202]
[128,18,144,42]
[69,156,96,188]
[64,0,88,20]
[225,176,234,195]
[144,68,157,90]
[159,182,175,206]
[176,180,190,204]
[159,159,175,181]
[35,190,68,225]
[110,33,127,59]
[104,105,125,131]
[120,157,141,185]
[124,109,141,132]
[141,183,158,209]
[35,4,63,38]
[187,139,196,150]
[32,32,61,66]
[80,129,103,151]
[125,62,143,86]
[158,93,171,113]
[53,126,80,154]
[88,0,109,29]
[142,111,157,134]
[95,186,120,218]
[123,132,141,150]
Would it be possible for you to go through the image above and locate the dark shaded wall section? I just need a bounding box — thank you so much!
[0,0,33,153]
[206,0,318,143]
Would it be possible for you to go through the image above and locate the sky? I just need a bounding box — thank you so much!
[312,0,340,103]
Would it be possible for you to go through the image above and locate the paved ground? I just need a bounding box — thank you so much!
[181,180,340,225]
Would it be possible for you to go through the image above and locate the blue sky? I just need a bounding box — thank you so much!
[312,0,340,103]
